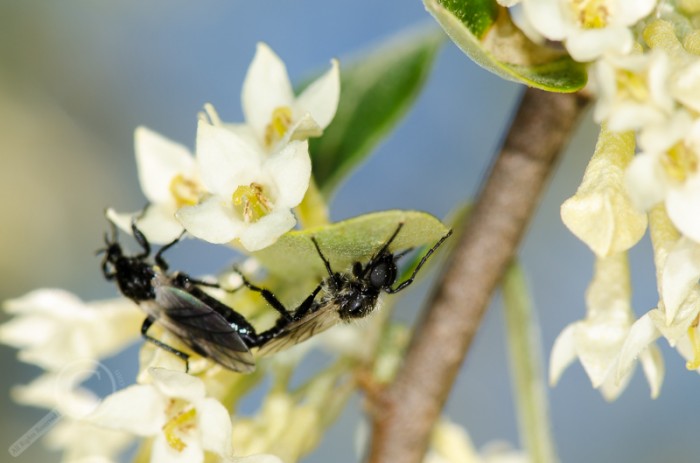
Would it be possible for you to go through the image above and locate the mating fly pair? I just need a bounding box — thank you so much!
[100,219,451,373]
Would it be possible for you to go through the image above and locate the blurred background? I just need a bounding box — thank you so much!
[0,1,696,462]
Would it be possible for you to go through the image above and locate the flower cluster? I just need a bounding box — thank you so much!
[0,44,345,463]
[500,0,700,399]
[109,42,339,251]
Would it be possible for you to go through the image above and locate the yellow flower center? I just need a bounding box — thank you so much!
[686,317,700,370]
[662,142,698,183]
[573,0,610,29]
[162,404,197,452]
[169,174,203,207]
[615,70,649,103]
[264,106,293,148]
[232,182,273,223]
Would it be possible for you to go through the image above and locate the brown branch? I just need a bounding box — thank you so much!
[366,87,591,463]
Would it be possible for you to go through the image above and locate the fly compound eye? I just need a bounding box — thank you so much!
[370,262,392,288]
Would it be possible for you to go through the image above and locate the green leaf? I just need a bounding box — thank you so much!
[309,28,443,196]
[424,0,587,92]
[253,210,450,281]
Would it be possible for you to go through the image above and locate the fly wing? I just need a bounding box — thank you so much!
[153,285,255,373]
[255,303,342,357]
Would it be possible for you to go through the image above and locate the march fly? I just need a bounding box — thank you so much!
[235,223,452,355]
[99,219,256,373]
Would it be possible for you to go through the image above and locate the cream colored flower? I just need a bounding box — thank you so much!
[176,120,310,251]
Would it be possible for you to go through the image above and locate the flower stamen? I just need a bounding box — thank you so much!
[264,106,293,147]
[662,142,698,183]
[232,183,273,223]
[163,406,197,452]
[573,0,610,29]
[169,174,203,207]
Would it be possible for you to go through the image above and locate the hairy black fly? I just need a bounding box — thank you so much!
[99,220,256,373]
[236,223,452,355]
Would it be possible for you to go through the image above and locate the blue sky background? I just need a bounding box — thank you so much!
[0,2,697,462]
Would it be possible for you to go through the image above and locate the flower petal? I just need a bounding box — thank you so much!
[549,323,577,386]
[662,237,700,324]
[238,209,296,251]
[616,313,660,384]
[197,398,233,455]
[242,43,295,140]
[295,59,340,131]
[135,126,195,205]
[106,206,184,245]
[88,384,166,435]
[666,176,700,242]
[639,343,664,399]
[177,197,244,244]
[266,140,311,208]
[625,152,668,211]
[196,121,263,197]
[149,368,206,403]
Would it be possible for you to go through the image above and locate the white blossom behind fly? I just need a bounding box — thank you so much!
[88,368,235,463]
[0,289,142,371]
[234,42,340,152]
[108,126,204,244]
[520,0,658,62]
[176,120,311,251]
[549,253,663,400]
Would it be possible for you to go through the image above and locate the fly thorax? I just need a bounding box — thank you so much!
[116,258,157,301]
[336,280,380,320]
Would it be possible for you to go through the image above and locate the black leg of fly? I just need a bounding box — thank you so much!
[140,317,192,372]
[385,228,453,294]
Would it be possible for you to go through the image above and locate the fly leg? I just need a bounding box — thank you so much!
[140,317,190,373]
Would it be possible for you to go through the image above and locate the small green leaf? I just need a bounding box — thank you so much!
[309,28,444,196]
[424,0,587,92]
[253,210,450,280]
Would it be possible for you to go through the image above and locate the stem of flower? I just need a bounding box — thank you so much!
[365,87,591,463]
[502,262,559,463]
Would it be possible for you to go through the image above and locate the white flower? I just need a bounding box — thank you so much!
[425,419,528,463]
[592,51,674,133]
[108,126,204,244]
[625,115,700,241]
[176,120,311,251]
[549,253,663,400]
[233,42,340,152]
[521,0,658,62]
[88,368,234,463]
[45,420,133,463]
[0,289,142,371]
[560,125,647,257]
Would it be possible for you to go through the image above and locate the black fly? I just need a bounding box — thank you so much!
[99,219,256,373]
[235,223,452,355]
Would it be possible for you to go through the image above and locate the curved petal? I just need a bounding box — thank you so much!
[197,398,232,455]
[295,59,340,131]
[150,368,205,402]
[242,43,295,140]
[615,313,660,385]
[196,121,264,197]
[549,323,578,386]
[522,0,567,40]
[666,176,700,242]
[662,237,700,324]
[87,384,166,435]
[287,113,323,142]
[135,126,195,204]
[639,343,664,399]
[624,153,668,211]
[106,206,184,245]
[239,209,295,251]
[176,198,244,244]
[566,27,632,62]
[266,140,311,208]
